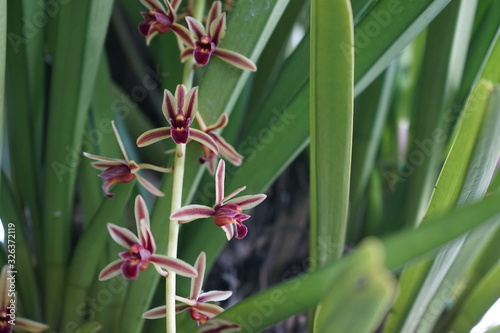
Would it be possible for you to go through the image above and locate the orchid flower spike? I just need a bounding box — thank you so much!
[136,85,219,156]
[171,160,266,240]
[0,266,49,332]
[99,196,198,280]
[84,121,171,198]
[143,252,232,326]
[138,0,192,46]
[181,1,256,71]
[199,113,243,175]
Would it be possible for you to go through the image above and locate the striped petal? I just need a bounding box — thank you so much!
[221,224,234,240]
[108,223,140,248]
[175,84,187,111]
[198,319,241,333]
[170,0,181,11]
[207,1,222,29]
[171,23,194,47]
[212,133,243,166]
[215,160,225,204]
[111,120,130,161]
[213,48,257,71]
[149,254,197,277]
[170,205,214,222]
[135,173,165,197]
[198,290,232,303]
[191,252,206,300]
[190,128,219,156]
[176,303,191,314]
[226,194,267,210]
[195,303,225,318]
[180,47,194,62]
[186,16,206,40]
[206,113,228,132]
[136,127,171,147]
[14,317,49,332]
[84,152,125,164]
[139,219,156,254]
[210,13,226,47]
[135,195,150,231]
[90,160,125,170]
[143,305,167,319]
[140,0,165,11]
[175,295,197,307]
[222,186,246,203]
[184,86,198,120]
[162,89,177,122]
[98,259,125,281]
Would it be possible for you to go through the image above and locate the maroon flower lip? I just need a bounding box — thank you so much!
[170,160,266,240]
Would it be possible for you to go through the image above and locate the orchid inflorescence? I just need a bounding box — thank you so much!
[84,0,264,331]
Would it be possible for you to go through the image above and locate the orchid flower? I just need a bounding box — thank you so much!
[142,252,231,326]
[180,1,256,71]
[198,113,243,175]
[136,85,219,157]
[0,266,48,332]
[138,0,192,45]
[84,121,170,198]
[171,160,266,240]
[99,196,197,280]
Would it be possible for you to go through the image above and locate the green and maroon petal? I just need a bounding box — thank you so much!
[143,305,167,319]
[198,290,232,303]
[221,224,234,240]
[180,48,195,62]
[134,195,150,232]
[136,127,171,147]
[207,1,222,29]
[149,255,198,278]
[190,252,206,300]
[209,13,226,47]
[212,133,243,166]
[226,194,267,210]
[222,186,247,203]
[184,86,199,120]
[206,113,228,132]
[195,303,225,318]
[107,223,140,249]
[98,259,125,281]
[213,48,257,71]
[185,17,206,40]
[135,174,165,197]
[190,129,219,155]
[14,317,49,332]
[215,160,226,204]
[162,89,177,121]
[171,23,195,47]
[170,204,215,222]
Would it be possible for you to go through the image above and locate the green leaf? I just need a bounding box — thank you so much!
[450,263,500,332]
[310,0,354,265]
[41,0,114,326]
[384,79,496,333]
[354,0,453,96]
[76,321,102,333]
[314,239,397,333]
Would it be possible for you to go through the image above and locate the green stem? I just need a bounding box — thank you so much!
[165,143,186,333]
[165,1,204,330]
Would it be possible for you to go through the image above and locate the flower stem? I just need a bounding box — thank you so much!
[165,143,186,333]
[165,1,205,331]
